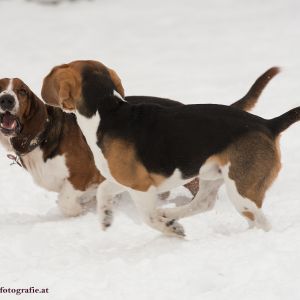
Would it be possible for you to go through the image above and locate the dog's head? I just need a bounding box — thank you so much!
[0,78,46,138]
[41,60,125,116]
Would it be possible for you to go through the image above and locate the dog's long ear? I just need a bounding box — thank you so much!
[42,67,81,110]
[11,90,47,154]
[41,72,60,107]
[107,68,125,98]
[57,80,77,110]
[22,90,47,138]
[26,91,47,121]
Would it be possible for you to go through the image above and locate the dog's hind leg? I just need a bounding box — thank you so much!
[220,133,281,231]
[58,180,87,217]
[157,179,223,220]
[222,165,271,231]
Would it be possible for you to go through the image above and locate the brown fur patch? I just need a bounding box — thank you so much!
[243,211,255,221]
[107,68,125,98]
[183,178,200,197]
[0,78,10,92]
[41,65,82,109]
[223,132,281,208]
[101,136,154,191]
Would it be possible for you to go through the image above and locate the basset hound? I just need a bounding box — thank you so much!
[0,78,103,216]
[41,60,286,237]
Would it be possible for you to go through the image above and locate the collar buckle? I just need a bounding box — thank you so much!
[7,154,23,168]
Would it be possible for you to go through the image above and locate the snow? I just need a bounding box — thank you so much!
[1,0,300,299]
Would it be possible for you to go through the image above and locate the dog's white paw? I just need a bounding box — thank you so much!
[164,218,185,237]
[150,214,185,237]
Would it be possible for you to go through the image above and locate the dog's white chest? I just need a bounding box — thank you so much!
[22,148,69,192]
[0,133,13,152]
[75,111,115,181]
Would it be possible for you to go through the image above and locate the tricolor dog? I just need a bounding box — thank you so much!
[42,58,274,209]
[41,60,284,237]
[0,78,103,216]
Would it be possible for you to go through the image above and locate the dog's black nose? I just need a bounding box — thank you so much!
[0,95,16,111]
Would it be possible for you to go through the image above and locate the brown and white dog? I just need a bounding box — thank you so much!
[41,60,282,236]
[0,78,103,216]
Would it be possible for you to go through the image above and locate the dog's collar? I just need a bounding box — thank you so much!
[10,119,50,157]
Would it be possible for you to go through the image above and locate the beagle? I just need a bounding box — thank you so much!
[0,78,103,216]
[42,60,277,207]
[41,60,286,236]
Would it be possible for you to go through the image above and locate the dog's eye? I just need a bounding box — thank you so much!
[18,89,27,97]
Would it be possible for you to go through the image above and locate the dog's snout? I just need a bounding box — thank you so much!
[0,95,16,111]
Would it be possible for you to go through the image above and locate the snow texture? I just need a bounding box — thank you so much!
[28,0,91,5]
[0,0,300,299]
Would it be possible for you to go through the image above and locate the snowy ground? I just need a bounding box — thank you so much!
[1,0,300,299]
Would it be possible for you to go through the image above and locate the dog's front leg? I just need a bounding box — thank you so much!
[58,180,86,217]
[97,180,126,230]
[129,188,185,237]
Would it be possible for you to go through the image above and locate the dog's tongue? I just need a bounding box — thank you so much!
[1,113,17,130]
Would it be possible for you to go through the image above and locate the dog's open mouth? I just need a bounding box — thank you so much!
[0,112,21,136]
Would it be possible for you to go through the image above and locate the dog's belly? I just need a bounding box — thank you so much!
[156,158,222,193]
[22,148,69,192]
[155,169,195,193]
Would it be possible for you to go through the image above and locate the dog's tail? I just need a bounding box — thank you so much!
[231,67,280,111]
[268,107,300,136]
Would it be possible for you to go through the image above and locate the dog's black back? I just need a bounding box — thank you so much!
[126,96,182,107]
[82,65,299,180]
[98,100,272,178]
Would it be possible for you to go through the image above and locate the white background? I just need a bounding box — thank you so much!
[0,0,300,299]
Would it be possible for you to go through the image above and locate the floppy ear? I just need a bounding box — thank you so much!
[19,91,48,142]
[41,74,60,107]
[58,80,70,102]
[25,91,47,121]
[11,91,47,154]
[42,68,81,110]
[58,80,76,110]
[108,68,125,98]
